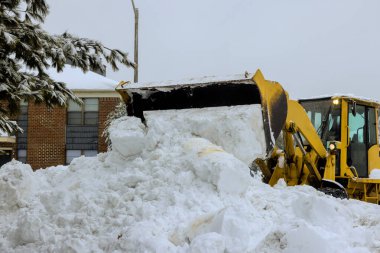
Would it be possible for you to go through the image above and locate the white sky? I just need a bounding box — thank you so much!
[44,0,380,98]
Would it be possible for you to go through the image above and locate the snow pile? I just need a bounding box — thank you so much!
[1,105,380,252]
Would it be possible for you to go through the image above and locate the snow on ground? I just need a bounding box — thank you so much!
[1,105,380,253]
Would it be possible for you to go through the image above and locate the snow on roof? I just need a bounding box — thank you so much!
[47,65,119,91]
[298,93,380,105]
[123,72,254,90]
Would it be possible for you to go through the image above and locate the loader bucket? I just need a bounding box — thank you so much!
[116,69,288,155]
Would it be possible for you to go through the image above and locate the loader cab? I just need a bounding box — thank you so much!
[344,98,380,178]
[300,96,380,179]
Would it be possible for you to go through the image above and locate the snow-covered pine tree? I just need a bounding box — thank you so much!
[0,0,134,133]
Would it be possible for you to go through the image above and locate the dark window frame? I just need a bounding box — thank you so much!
[300,99,342,145]
[17,101,28,161]
[67,98,99,126]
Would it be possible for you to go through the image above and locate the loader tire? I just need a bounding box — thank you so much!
[319,187,348,199]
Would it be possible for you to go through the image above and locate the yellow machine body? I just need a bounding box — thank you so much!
[253,76,380,203]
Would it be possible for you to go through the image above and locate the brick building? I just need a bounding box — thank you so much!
[0,67,121,169]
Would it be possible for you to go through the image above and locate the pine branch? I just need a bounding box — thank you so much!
[0,0,133,134]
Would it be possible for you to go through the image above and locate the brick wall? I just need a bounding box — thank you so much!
[2,96,120,169]
[98,97,121,152]
[27,104,66,169]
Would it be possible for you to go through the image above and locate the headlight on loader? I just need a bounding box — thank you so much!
[329,142,336,151]
[327,141,341,154]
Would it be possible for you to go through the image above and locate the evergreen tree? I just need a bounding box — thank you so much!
[0,0,134,133]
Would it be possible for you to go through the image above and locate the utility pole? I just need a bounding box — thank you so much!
[131,0,139,83]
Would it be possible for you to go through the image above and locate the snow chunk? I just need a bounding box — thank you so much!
[144,104,266,165]
[184,138,251,194]
[109,116,150,157]
[0,161,42,210]
[13,213,43,245]
[369,169,380,179]
[189,233,225,253]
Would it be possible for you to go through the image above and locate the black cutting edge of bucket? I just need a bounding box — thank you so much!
[126,83,261,119]
[262,89,287,154]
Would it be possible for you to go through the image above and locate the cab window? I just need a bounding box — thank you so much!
[368,107,377,147]
[300,99,341,146]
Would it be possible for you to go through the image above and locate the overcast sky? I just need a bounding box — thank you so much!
[44,0,380,98]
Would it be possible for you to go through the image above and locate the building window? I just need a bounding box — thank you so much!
[66,149,98,164]
[17,100,28,149]
[66,98,99,164]
[17,149,27,163]
[67,98,99,125]
[17,101,28,164]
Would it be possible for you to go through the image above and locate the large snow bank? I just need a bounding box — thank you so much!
[1,105,380,252]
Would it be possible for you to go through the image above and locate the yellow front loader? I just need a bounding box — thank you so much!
[117,70,380,204]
